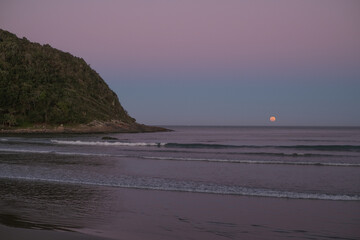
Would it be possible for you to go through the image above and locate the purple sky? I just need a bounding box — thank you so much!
[1,0,360,126]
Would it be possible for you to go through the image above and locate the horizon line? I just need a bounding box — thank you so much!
[153,125,360,128]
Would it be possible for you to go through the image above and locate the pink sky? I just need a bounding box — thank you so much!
[1,0,360,125]
[1,0,359,80]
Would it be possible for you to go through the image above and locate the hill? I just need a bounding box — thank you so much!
[0,29,166,133]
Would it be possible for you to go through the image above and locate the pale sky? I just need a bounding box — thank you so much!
[1,0,359,126]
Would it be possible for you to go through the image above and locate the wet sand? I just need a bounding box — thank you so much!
[1,182,359,240]
[0,224,110,240]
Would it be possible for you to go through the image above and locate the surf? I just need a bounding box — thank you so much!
[51,140,165,147]
[1,148,359,167]
[1,175,359,201]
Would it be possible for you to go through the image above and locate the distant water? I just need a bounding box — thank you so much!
[1,126,360,239]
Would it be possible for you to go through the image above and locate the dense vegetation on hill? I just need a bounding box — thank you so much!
[0,29,135,127]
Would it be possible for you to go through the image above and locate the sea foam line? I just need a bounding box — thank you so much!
[1,175,359,201]
[141,156,360,167]
[0,148,125,157]
[51,140,165,147]
[0,148,53,154]
[1,148,359,167]
[50,140,360,152]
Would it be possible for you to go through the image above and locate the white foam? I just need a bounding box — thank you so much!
[142,156,360,167]
[0,148,358,167]
[0,148,53,154]
[51,140,165,147]
[1,175,359,201]
[0,148,127,158]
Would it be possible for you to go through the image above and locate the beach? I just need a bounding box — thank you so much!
[1,126,360,239]
[0,224,111,240]
[2,1,360,238]
[1,183,359,240]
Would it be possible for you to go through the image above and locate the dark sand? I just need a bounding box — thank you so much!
[1,185,359,240]
[0,224,110,240]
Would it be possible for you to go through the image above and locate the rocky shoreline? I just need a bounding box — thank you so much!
[0,120,170,134]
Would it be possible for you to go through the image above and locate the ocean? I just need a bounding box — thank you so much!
[0,126,359,239]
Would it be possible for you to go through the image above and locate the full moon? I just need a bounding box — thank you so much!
[269,116,276,122]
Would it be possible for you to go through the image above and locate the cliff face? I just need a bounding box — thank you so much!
[0,29,136,129]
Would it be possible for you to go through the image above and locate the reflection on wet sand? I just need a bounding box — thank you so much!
[1,177,360,240]
[0,178,113,232]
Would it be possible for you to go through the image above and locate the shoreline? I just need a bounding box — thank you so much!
[0,120,170,134]
[1,185,359,240]
[0,224,111,240]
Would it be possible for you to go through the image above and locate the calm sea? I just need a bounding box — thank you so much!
[0,126,359,239]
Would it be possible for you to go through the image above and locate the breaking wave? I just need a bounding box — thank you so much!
[1,175,359,201]
[165,143,360,152]
[0,148,124,157]
[50,140,360,152]
[51,140,165,147]
[141,156,360,167]
[0,148,359,167]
